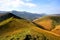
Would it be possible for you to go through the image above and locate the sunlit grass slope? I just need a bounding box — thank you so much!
[33,16,60,35]
[0,17,13,26]
[33,16,54,31]
[0,17,60,40]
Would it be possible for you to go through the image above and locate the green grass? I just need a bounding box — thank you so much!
[0,17,13,26]
[51,16,60,25]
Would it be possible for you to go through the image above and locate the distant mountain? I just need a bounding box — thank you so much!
[0,10,46,21]
[48,14,60,16]
[10,10,46,21]
[0,11,8,13]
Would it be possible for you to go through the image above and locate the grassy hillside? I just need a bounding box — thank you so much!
[33,16,60,35]
[0,16,60,40]
[33,16,53,31]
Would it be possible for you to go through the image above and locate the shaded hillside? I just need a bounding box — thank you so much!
[33,16,60,35]
[0,13,5,17]
[0,13,23,22]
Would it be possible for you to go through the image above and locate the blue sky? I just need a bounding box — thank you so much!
[0,0,60,14]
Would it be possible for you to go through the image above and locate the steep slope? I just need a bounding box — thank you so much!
[0,13,60,40]
[33,16,60,35]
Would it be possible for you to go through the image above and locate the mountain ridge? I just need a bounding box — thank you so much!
[0,10,46,21]
[0,12,23,22]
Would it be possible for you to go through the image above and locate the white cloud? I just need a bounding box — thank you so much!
[0,0,37,11]
[24,0,32,2]
[25,3,37,8]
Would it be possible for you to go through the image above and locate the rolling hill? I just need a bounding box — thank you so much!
[0,13,60,40]
[33,15,60,35]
